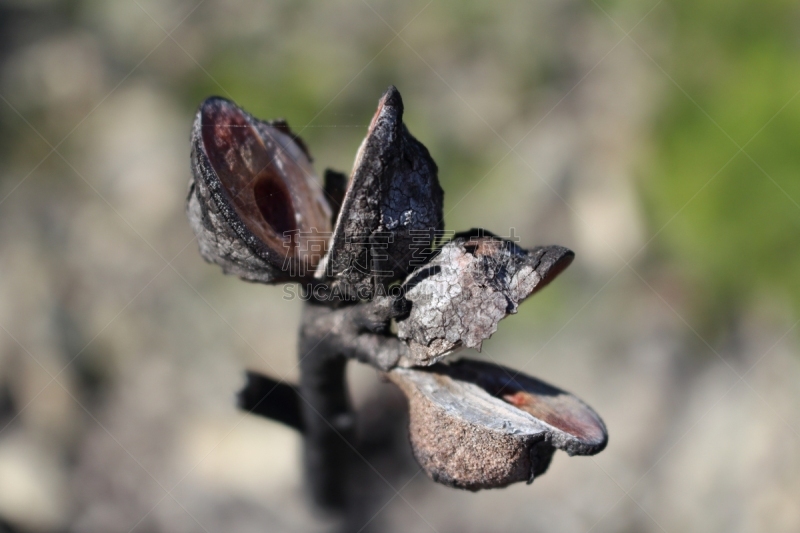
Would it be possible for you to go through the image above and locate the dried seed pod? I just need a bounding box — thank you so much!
[188,97,332,283]
[396,230,574,366]
[387,359,607,491]
[316,86,444,300]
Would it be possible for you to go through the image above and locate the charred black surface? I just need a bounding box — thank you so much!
[238,371,305,433]
[318,86,444,300]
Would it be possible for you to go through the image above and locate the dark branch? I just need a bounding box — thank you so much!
[237,371,304,433]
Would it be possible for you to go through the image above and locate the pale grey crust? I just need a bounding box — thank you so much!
[387,359,607,490]
[396,231,574,366]
[317,86,444,300]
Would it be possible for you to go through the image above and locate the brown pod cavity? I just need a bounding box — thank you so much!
[188,97,331,283]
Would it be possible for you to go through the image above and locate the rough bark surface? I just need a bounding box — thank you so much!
[316,86,444,300]
[299,297,408,371]
[396,230,574,366]
[187,179,278,283]
[387,359,606,490]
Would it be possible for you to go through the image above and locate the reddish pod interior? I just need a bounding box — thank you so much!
[500,388,603,444]
[432,361,606,448]
[253,173,296,237]
[201,101,298,260]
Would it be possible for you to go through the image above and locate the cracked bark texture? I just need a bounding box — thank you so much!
[316,86,444,300]
[396,230,575,366]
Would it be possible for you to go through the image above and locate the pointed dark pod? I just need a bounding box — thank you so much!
[188,97,332,283]
[316,86,444,300]
[396,230,575,365]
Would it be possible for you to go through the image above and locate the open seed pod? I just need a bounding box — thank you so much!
[396,230,574,366]
[316,86,444,300]
[188,97,332,283]
[387,359,607,491]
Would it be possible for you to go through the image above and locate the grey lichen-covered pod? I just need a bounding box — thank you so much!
[396,230,574,366]
[387,359,607,491]
[316,86,444,300]
[188,97,332,283]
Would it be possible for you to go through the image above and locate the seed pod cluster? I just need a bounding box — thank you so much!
[189,88,443,299]
[193,87,607,494]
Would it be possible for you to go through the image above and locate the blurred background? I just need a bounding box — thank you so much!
[1,0,799,531]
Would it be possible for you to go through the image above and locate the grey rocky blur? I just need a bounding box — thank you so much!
[0,1,797,533]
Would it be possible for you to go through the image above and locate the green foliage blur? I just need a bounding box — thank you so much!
[643,0,800,330]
